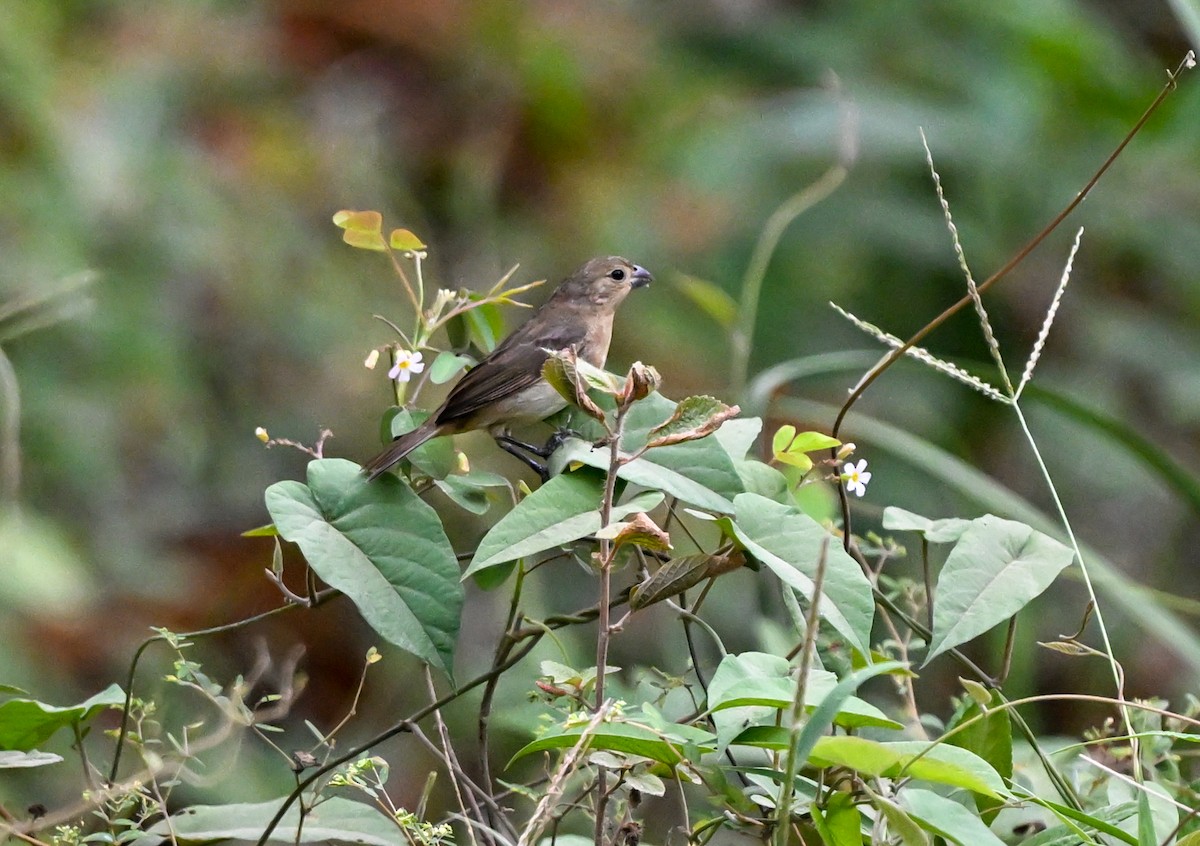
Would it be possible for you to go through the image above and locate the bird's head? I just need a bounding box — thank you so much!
[555,256,653,308]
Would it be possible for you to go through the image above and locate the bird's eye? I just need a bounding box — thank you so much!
[610,268,626,281]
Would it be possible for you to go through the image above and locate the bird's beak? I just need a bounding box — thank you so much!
[630,266,653,289]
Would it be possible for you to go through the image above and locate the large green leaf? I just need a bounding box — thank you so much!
[0,684,124,751]
[728,493,875,654]
[733,734,1007,799]
[266,459,461,676]
[464,469,663,577]
[552,393,744,512]
[510,710,716,767]
[945,689,1011,821]
[0,750,63,768]
[0,681,124,748]
[926,515,1074,664]
[706,652,901,749]
[153,797,404,846]
[900,789,1006,846]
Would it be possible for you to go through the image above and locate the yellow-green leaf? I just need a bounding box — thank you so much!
[389,228,427,251]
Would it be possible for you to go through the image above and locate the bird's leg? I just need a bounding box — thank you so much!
[494,435,551,482]
[496,428,584,460]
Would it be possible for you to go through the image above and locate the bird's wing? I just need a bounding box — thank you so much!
[436,321,586,424]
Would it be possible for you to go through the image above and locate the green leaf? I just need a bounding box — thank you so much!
[785,431,841,453]
[465,469,663,577]
[428,352,473,385]
[332,210,386,252]
[812,792,864,846]
[775,450,814,472]
[772,425,797,457]
[945,689,1011,820]
[882,507,971,543]
[645,395,740,450]
[510,713,716,767]
[433,469,508,512]
[926,515,1075,664]
[728,493,875,655]
[553,393,744,512]
[464,301,504,353]
[830,738,1005,798]
[734,460,791,503]
[630,551,743,610]
[734,733,1005,798]
[873,794,930,846]
[388,228,426,251]
[750,661,907,805]
[1131,783,1177,846]
[153,797,404,846]
[433,476,491,514]
[0,684,124,751]
[713,417,763,461]
[1019,798,1137,846]
[0,750,64,768]
[899,788,1006,846]
[265,459,462,676]
[389,409,455,479]
[706,653,902,748]
[241,523,279,537]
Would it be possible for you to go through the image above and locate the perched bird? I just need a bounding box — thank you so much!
[362,256,652,480]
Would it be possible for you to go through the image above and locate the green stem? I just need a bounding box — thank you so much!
[730,166,847,399]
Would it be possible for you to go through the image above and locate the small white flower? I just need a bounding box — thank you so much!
[842,458,872,497]
[255,426,270,443]
[837,441,857,460]
[388,349,425,383]
[364,349,380,369]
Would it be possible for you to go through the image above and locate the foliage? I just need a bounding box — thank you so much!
[4,172,1200,846]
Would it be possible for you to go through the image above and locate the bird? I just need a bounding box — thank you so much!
[361,256,652,480]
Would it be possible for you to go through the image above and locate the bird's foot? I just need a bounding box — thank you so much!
[542,427,585,456]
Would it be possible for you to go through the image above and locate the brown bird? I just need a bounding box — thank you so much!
[362,256,652,480]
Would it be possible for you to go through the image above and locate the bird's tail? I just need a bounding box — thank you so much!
[360,419,441,480]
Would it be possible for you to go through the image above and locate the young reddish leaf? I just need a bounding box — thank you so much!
[620,361,661,406]
[333,210,386,251]
[332,209,383,232]
[646,396,740,450]
[596,512,671,553]
[389,228,427,251]
[332,210,387,251]
[542,348,608,422]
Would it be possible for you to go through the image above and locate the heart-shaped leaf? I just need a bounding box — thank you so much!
[266,459,462,676]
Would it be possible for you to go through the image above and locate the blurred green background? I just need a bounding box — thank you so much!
[2,0,1199,806]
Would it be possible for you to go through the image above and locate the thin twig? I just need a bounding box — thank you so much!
[773,537,828,846]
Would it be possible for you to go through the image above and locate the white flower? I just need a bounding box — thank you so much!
[842,458,872,497]
[364,349,380,369]
[388,349,425,383]
[255,426,270,443]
